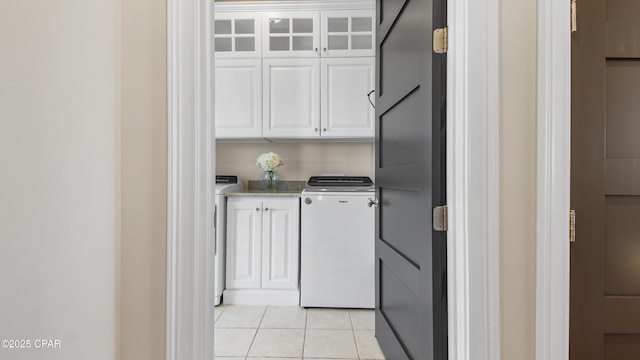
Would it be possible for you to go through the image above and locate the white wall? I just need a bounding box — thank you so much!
[0,1,120,359]
[217,142,375,187]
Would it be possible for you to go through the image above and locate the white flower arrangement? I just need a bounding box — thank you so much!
[256,152,284,172]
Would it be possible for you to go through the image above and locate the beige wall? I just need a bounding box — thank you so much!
[217,142,374,187]
[499,0,538,358]
[120,0,167,358]
[0,1,120,359]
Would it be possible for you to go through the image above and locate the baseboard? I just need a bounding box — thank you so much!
[223,289,300,306]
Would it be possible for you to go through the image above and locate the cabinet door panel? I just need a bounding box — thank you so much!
[263,59,320,138]
[263,12,320,58]
[213,12,262,58]
[321,58,375,138]
[321,10,375,57]
[215,59,263,139]
[262,198,300,290]
[226,199,263,289]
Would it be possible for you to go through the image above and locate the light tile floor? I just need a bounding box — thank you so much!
[214,305,385,360]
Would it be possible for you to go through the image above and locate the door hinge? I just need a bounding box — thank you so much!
[571,0,577,32]
[433,27,448,54]
[433,205,448,232]
[569,209,576,243]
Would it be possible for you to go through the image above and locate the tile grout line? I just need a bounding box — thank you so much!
[244,306,268,359]
[214,306,375,360]
[349,309,362,360]
[302,307,309,359]
[214,305,226,324]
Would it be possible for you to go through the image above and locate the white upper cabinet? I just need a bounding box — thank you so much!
[215,59,263,139]
[321,57,375,137]
[260,10,375,59]
[262,12,320,58]
[214,12,262,58]
[263,59,321,138]
[214,1,376,140]
[320,10,375,57]
[263,57,374,139]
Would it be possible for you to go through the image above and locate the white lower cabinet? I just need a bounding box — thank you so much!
[224,196,300,305]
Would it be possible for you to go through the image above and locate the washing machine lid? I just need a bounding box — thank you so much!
[215,175,242,194]
[216,175,238,184]
[304,176,374,192]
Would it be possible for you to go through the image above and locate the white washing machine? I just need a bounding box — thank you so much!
[215,175,242,306]
[300,176,375,309]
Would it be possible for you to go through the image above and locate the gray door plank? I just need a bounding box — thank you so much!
[374,0,447,357]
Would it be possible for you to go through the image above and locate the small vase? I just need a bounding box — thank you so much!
[263,170,279,191]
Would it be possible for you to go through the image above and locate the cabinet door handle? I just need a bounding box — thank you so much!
[255,207,260,211]
[323,47,327,52]
[314,128,319,132]
[323,128,327,132]
[264,207,269,211]
[314,47,318,52]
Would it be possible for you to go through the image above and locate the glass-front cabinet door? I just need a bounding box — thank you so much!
[214,13,262,58]
[262,12,320,58]
[320,10,375,57]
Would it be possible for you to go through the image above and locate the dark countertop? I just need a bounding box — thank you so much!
[225,180,305,197]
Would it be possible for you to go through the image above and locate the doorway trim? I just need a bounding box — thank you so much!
[447,0,501,358]
[535,0,571,359]
[166,0,215,358]
[165,0,501,358]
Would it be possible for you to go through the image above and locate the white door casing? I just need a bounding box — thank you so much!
[166,0,214,359]
[446,0,501,358]
[536,0,571,359]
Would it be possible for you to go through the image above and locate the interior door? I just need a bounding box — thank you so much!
[374,0,447,357]
[570,0,640,358]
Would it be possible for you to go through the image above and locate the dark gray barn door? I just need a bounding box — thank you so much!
[373,0,447,358]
